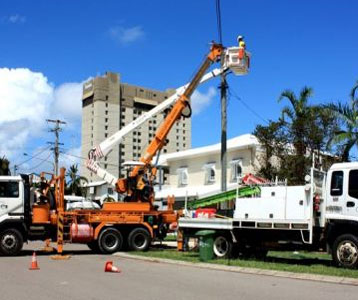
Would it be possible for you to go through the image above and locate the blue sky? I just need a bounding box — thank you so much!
[0,0,357,173]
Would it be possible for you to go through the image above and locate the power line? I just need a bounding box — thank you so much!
[60,151,121,168]
[228,87,269,124]
[215,0,223,44]
[20,153,53,172]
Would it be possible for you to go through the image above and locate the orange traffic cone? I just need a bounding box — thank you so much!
[29,252,40,270]
[104,261,121,273]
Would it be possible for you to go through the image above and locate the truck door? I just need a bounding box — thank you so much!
[0,180,23,220]
[346,169,358,218]
[326,170,345,214]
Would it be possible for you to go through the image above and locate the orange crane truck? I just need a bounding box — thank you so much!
[0,41,250,256]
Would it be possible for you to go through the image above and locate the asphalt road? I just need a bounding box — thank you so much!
[0,242,356,300]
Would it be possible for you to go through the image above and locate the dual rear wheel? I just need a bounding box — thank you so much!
[92,227,151,254]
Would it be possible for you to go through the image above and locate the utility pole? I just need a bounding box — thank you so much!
[13,165,18,176]
[47,119,66,176]
[220,55,228,194]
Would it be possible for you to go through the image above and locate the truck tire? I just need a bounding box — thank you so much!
[87,241,100,253]
[213,235,232,258]
[98,228,123,254]
[0,228,24,256]
[332,234,358,268]
[128,228,151,251]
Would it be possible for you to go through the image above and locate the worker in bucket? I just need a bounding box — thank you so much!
[237,35,246,59]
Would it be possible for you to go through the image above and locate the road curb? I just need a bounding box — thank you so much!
[114,252,358,286]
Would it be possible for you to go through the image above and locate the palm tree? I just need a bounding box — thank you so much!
[278,87,314,182]
[66,164,88,196]
[324,80,358,161]
[0,156,11,175]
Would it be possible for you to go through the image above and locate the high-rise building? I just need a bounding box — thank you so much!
[81,71,191,182]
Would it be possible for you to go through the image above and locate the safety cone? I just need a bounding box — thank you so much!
[29,252,40,270]
[104,261,121,273]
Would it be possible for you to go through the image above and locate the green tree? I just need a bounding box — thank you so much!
[0,156,11,175]
[324,80,358,161]
[254,87,337,184]
[66,164,88,196]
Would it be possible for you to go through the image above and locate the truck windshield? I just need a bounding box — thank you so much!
[0,182,19,198]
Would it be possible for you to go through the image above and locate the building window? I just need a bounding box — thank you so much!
[177,167,188,187]
[203,163,216,185]
[105,118,108,123]
[106,95,109,100]
[105,133,108,138]
[105,125,108,130]
[104,164,107,169]
[105,110,108,115]
[105,103,108,107]
[230,159,243,182]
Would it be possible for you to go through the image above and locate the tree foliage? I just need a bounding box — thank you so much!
[65,164,88,196]
[323,80,358,161]
[0,156,11,176]
[254,87,338,184]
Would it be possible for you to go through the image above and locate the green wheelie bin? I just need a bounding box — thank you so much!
[196,230,215,261]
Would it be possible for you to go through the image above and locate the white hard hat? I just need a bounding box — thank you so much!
[237,35,244,41]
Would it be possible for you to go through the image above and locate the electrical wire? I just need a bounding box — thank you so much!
[216,0,223,44]
[15,145,52,167]
[228,86,269,124]
[22,153,53,172]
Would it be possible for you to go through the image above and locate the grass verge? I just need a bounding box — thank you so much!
[134,248,358,278]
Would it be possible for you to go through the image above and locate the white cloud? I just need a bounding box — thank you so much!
[0,68,83,162]
[191,87,217,115]
[53,82,83,121]
[2,14,26,24]
[109,25,144,45]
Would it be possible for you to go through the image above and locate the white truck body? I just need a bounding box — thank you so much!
[179,162,358,268]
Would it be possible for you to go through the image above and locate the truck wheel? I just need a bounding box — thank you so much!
[332,234,358,268]
[0,228,24,256]
[254,248,268,260]
[87,241,100,253]
[213,235,232,258]
[98,228,123,254]
[128,228,151,251]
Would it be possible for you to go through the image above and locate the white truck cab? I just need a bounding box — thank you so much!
[0,176,25,223]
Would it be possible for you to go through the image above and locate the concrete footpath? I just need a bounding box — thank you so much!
[114,252,358,286]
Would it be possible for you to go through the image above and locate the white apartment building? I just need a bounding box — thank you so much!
[154,134,262,208]
[81,72,191,181]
